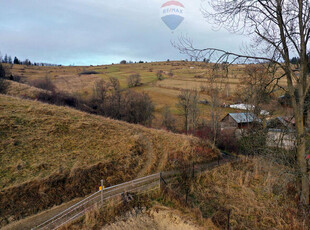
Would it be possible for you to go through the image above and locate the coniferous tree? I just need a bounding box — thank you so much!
[13,57,20,65]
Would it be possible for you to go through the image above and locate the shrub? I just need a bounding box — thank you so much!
[36,91,78,107]
[9,75,22,82]
[0,64,9,93]
[0,64,5,79]
[127,74,142,88]
[168,70,174,77]
[79,71,99,75]
[0,78,9,94]
[121,90,154,125]
[156,70,164,80]
[161,106,176,131]
[31,76,56,92]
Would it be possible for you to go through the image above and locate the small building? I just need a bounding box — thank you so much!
[267,116,295,130]
[229,104,270,116]
[221,113,261,130]
[266,117,296,150]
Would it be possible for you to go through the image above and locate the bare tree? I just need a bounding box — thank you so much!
[108,77,122,119]
[177,89,200,134]
[190,90,200,132]
[161,106,176,131]
[201,74,222,144]
[175,0,310,205]
[127,74,142,88]
[156,70,164,80]
[31,76,56,92]
[239,65,272,115]
[93,79,107,102]
[177,90,192,134]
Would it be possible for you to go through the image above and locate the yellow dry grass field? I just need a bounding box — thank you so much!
[5,80,47,99]
[61,157,303,230]
[0,94,219,226]
[5,61,288,127]
[191,157,303,229]
[0,94,218,190]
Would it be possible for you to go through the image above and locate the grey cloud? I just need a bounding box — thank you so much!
[0,0,247,65]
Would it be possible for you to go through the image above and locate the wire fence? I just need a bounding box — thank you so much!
[32,155,236,230]
[32,173,160,230]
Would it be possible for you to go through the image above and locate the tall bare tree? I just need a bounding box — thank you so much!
[175,0,310,205]
[177,89,200,134]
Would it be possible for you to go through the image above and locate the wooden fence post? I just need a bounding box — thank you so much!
[227,209,231,230]
[160,172,163,192]
[101,179,104,203]
[192,162,195,179]
[185,188,189,205]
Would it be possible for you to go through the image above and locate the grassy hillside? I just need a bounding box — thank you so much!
[0,94,218,189]
[6,62,269,128]
[0,94,218,225]
[6,80,47,99]
[63,157,304,230]
[190,157,303,229]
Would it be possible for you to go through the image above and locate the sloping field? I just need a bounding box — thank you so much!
[0,94,218,226]
[191,157,304,229]
[6,80,47,99]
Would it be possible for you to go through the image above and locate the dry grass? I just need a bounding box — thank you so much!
[102,205,207,230]
[0,94,218,226]
[60,157,303,230]
[191,157,305,230]
[5,61,288,128]
[5,80,47,99]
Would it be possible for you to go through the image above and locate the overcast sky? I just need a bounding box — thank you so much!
[0,0,247,66]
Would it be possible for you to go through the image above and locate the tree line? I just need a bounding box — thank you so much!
[0,52,60,66]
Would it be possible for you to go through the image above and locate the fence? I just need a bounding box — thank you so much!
[32,156,235,230]
[32,173,161,230]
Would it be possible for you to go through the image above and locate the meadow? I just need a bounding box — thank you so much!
[7,61,287,129]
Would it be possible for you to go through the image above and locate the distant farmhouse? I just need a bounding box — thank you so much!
[229,104,270,116]
[221,113,261,130]
[266,117,296,150]
[221,111,296,150]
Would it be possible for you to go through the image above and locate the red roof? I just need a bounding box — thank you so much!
[161,1,184,8]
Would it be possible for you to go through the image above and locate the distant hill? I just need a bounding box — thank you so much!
[0,94,218,226]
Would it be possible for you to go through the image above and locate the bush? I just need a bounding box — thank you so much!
[168,70,174,77]
[79,71,99,75]
[161,106,176,131]
[9,75,22,82]
[156,70,164,80]
[0,78,9,94]
[0,64,5,79]
[31,76,56,92]
[36,91,78,107]
[121,90,154,125]
[0,64,9,94]
[127,74,142,88]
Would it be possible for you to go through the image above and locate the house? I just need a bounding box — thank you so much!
[266,116,296,150]
[221,113,262,130]
[229,104,270,116]
[267,116,295,130]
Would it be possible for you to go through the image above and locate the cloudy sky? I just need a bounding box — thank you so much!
[0,0,247,66]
